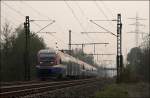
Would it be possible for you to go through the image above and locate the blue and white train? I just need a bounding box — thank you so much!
[36,48,97,79]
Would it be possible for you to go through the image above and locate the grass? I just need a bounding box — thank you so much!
[95,82,149,98]
[95,84,129,98]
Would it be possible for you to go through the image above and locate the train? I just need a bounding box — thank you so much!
[36,48,98,80]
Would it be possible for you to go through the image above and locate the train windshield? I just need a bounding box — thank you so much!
[40,53,55,58]
[39,53,56,63]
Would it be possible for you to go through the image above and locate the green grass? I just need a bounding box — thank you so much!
[95,84,129,98]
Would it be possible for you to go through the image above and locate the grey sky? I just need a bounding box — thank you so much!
[1,1,149,67]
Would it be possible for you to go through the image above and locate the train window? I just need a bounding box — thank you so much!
[60,59,62,64]
[40,53,55,57]
[83,65,85,70]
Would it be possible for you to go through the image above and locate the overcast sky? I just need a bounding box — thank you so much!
[1,1,149,67]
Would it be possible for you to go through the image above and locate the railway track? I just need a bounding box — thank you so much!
[1,80,55,86]
[0,78,99,98]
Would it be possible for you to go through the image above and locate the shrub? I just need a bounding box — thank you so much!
[95,84,129,98]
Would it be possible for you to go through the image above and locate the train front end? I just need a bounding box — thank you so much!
[36,49,64,79]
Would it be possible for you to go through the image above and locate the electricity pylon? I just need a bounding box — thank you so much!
[128,13,146,47]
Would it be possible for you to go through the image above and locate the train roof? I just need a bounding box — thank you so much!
[58,51,97,70]
[38,50,97,70]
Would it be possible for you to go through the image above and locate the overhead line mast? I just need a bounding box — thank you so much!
[24,16,55,81]
[82,14,123,83]
[116,14,123,83]
[24,16,30,81]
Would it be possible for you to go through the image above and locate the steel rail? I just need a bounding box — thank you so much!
[0,78,98,98]
[1,78,93,92]
[1,80,54,86]
[25,79,100,98]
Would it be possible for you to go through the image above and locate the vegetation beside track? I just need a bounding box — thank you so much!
[1,23,46,81]
[95,82,149,98]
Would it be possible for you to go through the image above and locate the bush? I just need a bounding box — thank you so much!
[1,24,46,81]
[95,84,129,98]
[121,65,146,83]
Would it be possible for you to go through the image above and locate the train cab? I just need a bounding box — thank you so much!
[36,49,63,79]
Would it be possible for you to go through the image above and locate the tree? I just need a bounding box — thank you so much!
[127,47,142,72]
[126,45,150,82]
[1,23,46,81]
[71,48,96,66]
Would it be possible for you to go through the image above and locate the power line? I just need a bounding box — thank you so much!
[100,1,115,18]
[64,1,86,31]
[32,20,66,47]
[21,1,69,47]
[21,1,72,46]
[71,42,109,45]
[71,42,109,54]
[81,32,110,34]
[23,1,94,49]
[22,1,84,47]
[22,1,70,45]
[20,1,57,29]
[64,1,91,42]
[128,13,146,46]
[93,1,114,27]
[37,31,68,49]
[1,15,18,27]
[1,3,27,28]
[2,2,41,28]
[31,20,69,47]
[3,2,68,49]
[20,1,53,21]
[2,2,25,17]
[88,53,115,55]
[50,34,68,46]
[75,1,113,59]
[90,20,117,37]
[75,1,95,42]
[35,20,55,33]
[75,2,110,60]
[94,1,110,22]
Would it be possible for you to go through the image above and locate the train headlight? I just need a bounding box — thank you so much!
[50,62,54,64]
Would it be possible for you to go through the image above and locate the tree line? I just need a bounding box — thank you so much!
[70,49,96,66]
[0,23,46,82]
[124,37,150,82]
[0,23,98,82]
